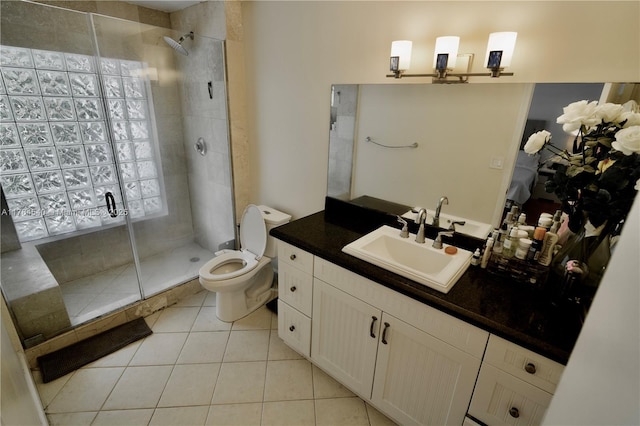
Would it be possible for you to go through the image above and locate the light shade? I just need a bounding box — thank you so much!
[433,36,459,69]
[484,32,517,69]
[390,40,412,71]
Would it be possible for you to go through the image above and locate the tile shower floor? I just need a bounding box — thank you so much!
[32,292,397,426]
[60,242,214,325]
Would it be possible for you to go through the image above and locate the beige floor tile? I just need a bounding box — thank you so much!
[33,369,74,410]
[262,399,315,426]
[312,364,356,399]
[223,330,270,362]
[102,365,173,410]
[177,331,229,364]
[205,402,262,425]
[366,403,398,426]
[268,333,304,360]
[211,361,266,404]
[152,306,200,332]
[315,397,370,426]
[203,292,217,307]
[271,311,278,330]
[46,367,124,413]
[92,409,154,425]
[192,306,232,332]
[84,340,142,368]
[158,363,221,407]
[149,406,210,425]
[264,359,313,402]
[231,306,273,330]
[143,310,162,328]
[129,332,188,366]
[47,411,97,426]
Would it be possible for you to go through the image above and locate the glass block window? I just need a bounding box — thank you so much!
[1,45,165,242]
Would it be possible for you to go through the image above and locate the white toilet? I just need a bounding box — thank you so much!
[198,204,291,322]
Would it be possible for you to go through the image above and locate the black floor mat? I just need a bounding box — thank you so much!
[38,317,152,383]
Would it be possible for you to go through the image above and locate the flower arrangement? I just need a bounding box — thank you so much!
[524,100,640,234]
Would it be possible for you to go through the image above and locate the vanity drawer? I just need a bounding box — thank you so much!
[469,363,553,426]
[484,335,565,393]
[277,241,314,274]
[278,262,313,316]
[278,299,311,357]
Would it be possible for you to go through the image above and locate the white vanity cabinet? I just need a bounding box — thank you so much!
[277,241,314,357]
[468,335,565,425]
[312,257,488,425]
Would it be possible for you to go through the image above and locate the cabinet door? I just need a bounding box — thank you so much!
[468,363,553,426]
[311,279,381,398]
[277,299,311,357]
[371,313,482,426]
[278,262,313,316]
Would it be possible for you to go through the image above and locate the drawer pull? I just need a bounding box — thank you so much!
[370,316,378,338]
[509,407,520,418]
[290,254,297,261]
[525,362,537,374]
[381,322,390,344]
[290,286,297,292]
[289,325,295,332]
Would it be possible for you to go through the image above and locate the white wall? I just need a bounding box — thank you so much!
[242,1,640,219]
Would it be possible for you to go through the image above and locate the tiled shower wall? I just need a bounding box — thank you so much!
[327,84,358,200]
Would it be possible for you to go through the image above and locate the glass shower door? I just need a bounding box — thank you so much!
[0,1,142,333]
[90,16,235,298]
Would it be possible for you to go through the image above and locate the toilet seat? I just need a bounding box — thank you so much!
[198,205,268,284]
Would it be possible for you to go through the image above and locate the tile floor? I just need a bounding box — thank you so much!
[60,242,214,325]
[32,290,397,426]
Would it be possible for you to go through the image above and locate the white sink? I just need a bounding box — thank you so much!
[342,225,472,293]
[402,210,492,240]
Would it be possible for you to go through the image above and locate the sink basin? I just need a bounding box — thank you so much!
[402,210,492,239]
[342,225,472,293]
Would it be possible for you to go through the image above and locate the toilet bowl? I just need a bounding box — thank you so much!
[199,204,291,322]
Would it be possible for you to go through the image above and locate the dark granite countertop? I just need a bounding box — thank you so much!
[270,197,583,364]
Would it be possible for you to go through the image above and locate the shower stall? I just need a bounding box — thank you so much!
[0,1,235,345]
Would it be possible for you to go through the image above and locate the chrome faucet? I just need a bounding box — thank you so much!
[414,208,427,243]
[432,231,454,249]
[433,196,449,228]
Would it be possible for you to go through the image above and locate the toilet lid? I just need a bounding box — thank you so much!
[240,204,267,260]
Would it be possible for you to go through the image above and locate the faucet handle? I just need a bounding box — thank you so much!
[448,221,466,232]
[432,231,454,249]
[397,216,409,238]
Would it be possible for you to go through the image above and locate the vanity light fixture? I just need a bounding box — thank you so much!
[388,32,517,83]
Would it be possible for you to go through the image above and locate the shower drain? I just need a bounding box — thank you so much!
[190,257,200,263]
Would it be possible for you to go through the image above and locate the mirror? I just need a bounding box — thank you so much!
[327,82,639,227]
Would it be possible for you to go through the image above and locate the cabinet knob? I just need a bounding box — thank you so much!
[525,362,537,374]
[289,325,295,332]
[509,407,520,418]
[290,254,297,261]
[290,286,297,292]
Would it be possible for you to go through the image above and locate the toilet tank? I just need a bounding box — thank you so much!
[258,205,291,258]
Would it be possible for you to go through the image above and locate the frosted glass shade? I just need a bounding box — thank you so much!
[390,40,412,71]
[484,32,517,68]
[433,36,459,69]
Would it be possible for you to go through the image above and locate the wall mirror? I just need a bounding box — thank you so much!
[327,82,639,228]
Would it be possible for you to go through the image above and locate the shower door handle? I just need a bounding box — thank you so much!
[105,192,118,217]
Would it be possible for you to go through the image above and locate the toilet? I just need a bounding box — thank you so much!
[199,204,291,322]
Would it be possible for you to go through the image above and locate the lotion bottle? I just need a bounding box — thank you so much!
[480,237,494,269]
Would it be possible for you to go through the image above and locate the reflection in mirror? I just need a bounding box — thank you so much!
[328,85,358,200]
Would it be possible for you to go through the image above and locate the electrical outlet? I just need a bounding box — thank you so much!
[490,156,504,170]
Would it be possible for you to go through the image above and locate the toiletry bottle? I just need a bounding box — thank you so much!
[480,237,494,269]
[492,228,504,254]
[471,248,481,266]
[549,210,562,234]
[517,213,527,226]
[527,227,546,262]
[537,232,559,266]
[515,238,532,260]
[502,226,519,258]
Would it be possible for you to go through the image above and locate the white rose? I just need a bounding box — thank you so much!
[557,100,599,133]
[595,102,625,124]
[523,130,551,154]
[612,125,640,155]
[620,111,640,128]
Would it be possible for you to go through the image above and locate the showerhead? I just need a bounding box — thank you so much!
[163,31,194,56]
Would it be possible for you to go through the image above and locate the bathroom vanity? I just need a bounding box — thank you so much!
[271,197,580,425]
